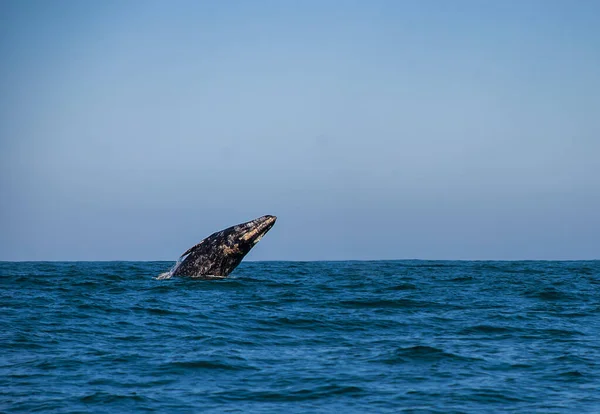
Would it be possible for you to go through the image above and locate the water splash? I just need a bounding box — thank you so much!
[156,257,183,280]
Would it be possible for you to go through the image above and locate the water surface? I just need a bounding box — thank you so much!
[1,260,599,413]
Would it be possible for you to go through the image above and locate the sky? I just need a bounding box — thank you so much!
[1,0,599,261]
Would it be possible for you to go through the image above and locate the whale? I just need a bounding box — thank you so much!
[168,215,277,278]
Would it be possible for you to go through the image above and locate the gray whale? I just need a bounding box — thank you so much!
[170,215,276,278]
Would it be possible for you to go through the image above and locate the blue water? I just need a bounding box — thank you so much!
[1,261,599,413]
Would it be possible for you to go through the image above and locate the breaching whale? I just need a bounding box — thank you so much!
[166,215,277,278]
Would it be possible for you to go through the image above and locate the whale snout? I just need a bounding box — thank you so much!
[259,215,277,232]
[241,215,277,244]
[261,215,277,226]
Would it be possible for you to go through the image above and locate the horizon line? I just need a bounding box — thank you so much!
[1,258,598,263]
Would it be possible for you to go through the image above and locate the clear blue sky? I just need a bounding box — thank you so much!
[1,0,599,261]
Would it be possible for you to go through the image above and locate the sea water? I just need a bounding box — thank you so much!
[1,260,599,413]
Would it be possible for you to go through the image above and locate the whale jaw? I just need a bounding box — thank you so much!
[171,215,276,278]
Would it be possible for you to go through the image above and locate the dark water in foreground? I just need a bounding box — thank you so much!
[1,261,599,413]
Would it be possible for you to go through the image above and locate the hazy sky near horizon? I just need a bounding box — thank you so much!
[1,0,599,261]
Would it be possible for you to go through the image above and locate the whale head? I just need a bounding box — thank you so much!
[171,215,277,277]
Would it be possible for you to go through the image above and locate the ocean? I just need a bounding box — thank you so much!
[1,260,599,413]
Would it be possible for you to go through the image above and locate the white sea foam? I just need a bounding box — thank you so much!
[155,257,183,280]
[156,271,172,280]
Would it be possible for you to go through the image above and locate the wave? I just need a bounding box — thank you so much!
[380,345,481,364]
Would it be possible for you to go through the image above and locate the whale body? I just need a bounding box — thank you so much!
[169,215,276,278]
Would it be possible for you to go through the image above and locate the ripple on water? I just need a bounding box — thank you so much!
[379,345,482,364]
[1,260,599,413]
